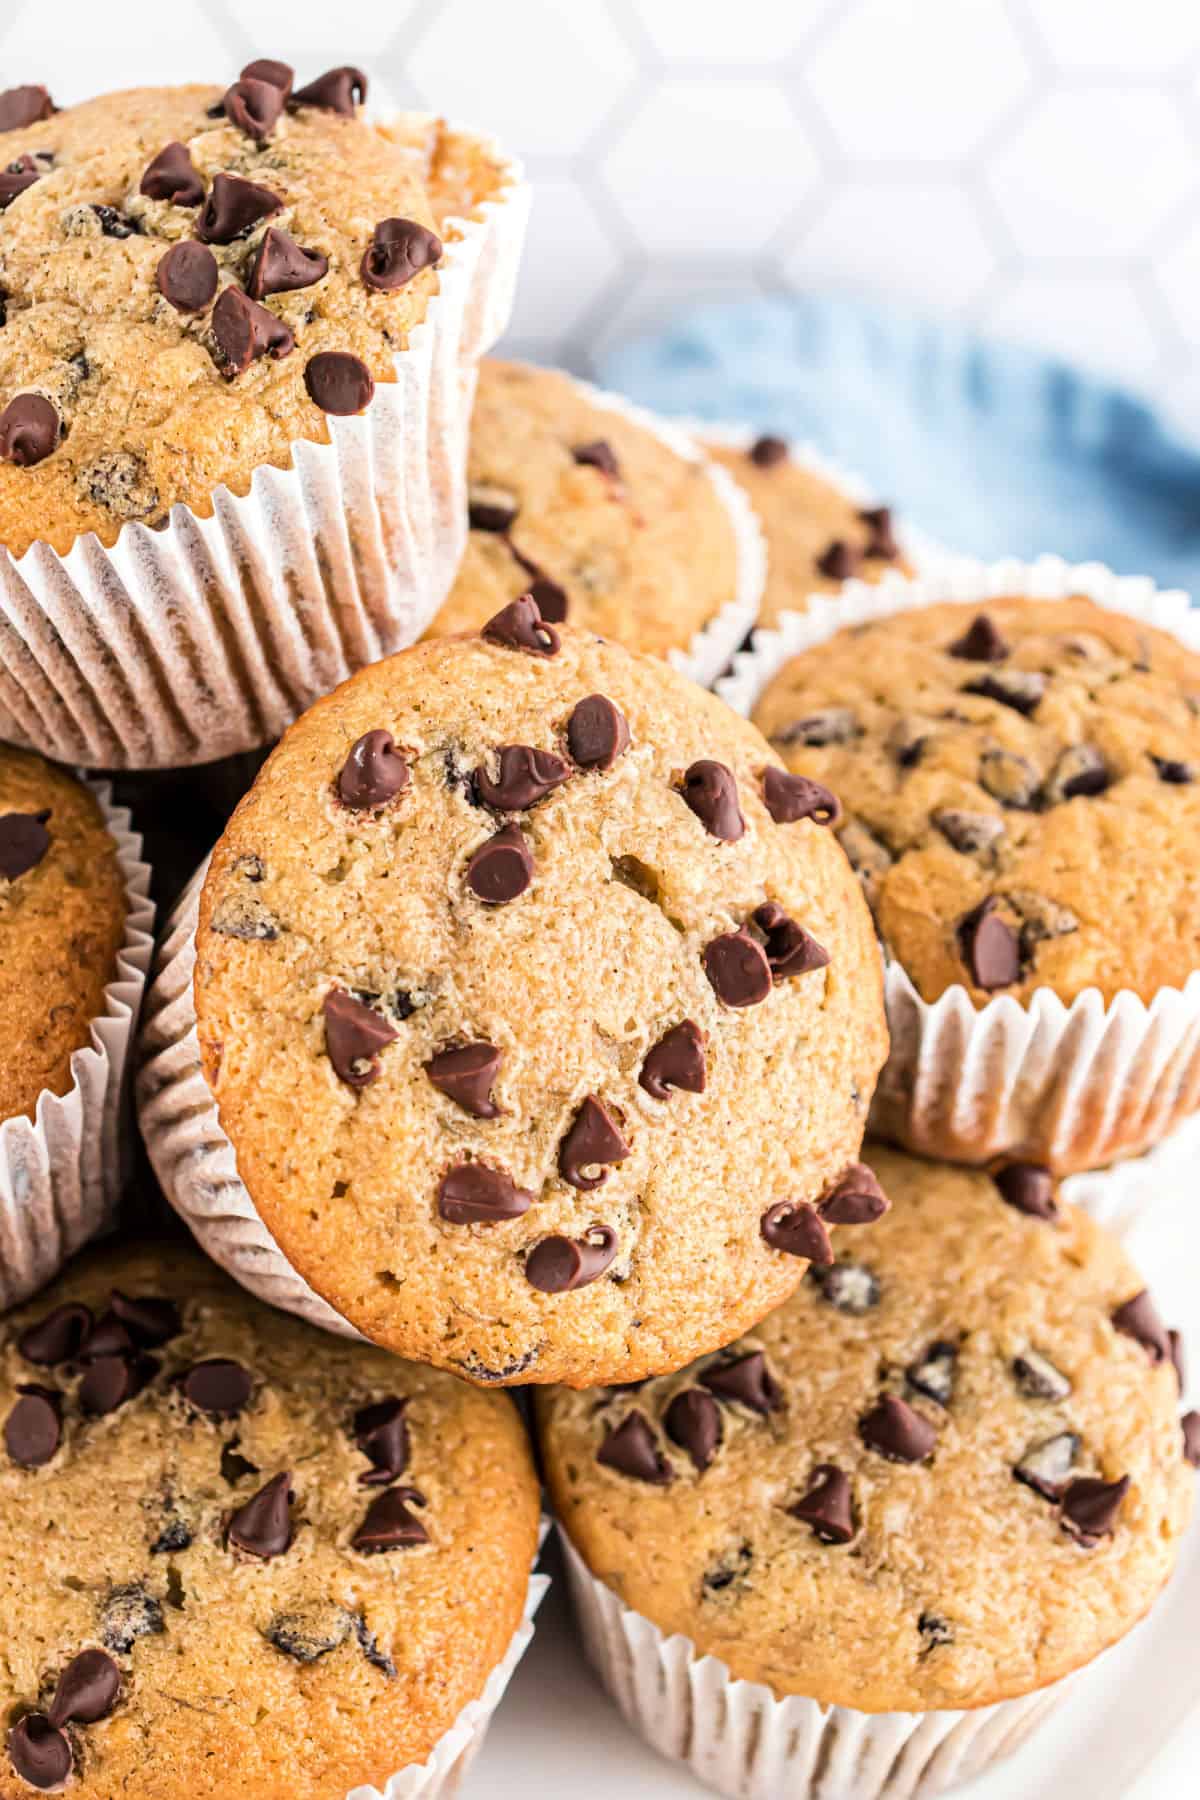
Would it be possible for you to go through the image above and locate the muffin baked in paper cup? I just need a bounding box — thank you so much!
[716,555,1200,1174]
[0,128,529,772]
[558,1531,1073,1800]
[1,780,155,1311]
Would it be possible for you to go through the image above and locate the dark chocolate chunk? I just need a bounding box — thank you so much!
[859,1394,937,1463]
[761,766,841,826]
[292,66,368,114]
[566,694,630,769]
[180,1358,253,1417]
[474,745,570,810]
[664,1389,721,1471]
[957,896,1021,990]
[906,1341,958,1407]
[949,613,1008,661]
[48,1650,120,1727]
[748,434,787,467]
[1012,1349,1071,1402]
[211,286,295,377]
[481,594,560,657]
[437,1161,533,1224]
[679,760,745,841]
[816,539,861,580]
[17,1302,90,1365]
[1060,1474,1129,1543]
[558,1096,630,1191]
[222,76,285,142]
[353,1397,410,1486]
[703,928,772,1007]
[337,730,410,809]
[790,1464,855,1543]
[525,1225,618,1293]
[572,439,619,477]
[323,989,398,1088]
[1014,1431,1079,1500]
[752,901,829,979]
[639,1021,705,1100]
[424,1042,502,1118]
[0,84,56,131]
[246,228,329,300]
[7,1715,71,1791]
[1111,1289,1171,1364]
[4,1387,61,1467]
[0,394,59,467]
[994,1162,1057,1221]
[100,1584,164,1653]
[361,217,442,291]
[352,1485,429,1553]
[596,1411,673,1485]
[702,1351,781,1416]
[818,1161,889,1226]
[196,172,282,244]
[228,1472,294,1558]
[813,1260,880,1313]
[761,1200,833,1264]
[465,822,534,903]
[140,140,205,205]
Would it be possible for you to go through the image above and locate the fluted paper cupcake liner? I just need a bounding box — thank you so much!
[558,1530,1073,1800]
[1061,1110,1200,1235]
[715,555,1200,1173]
[1,781,155,1312]
[0,127,529,772]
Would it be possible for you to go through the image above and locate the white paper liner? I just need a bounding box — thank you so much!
[1061,1109,1200,1235]
[715,555,1200,1172]
[558,1530,1074,1800]
[0,779,155,1312]
[0,127,530,772]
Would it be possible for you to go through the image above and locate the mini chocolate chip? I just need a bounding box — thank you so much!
[906,1341,958,1407]
[352,1484,429,1553]
[761,766,841,826]
[572,439,619,477]
[790,1465,855,1543]
[17,1302,91,1366]
[156,241,218,314]
[353,1397,409,1486]
[465,822,534,903]
[773,706,857,747]
[679,760,745,841]
[140,140,205,205]
[1060,1474,1129,1544]
[468,482,518,532]
[963,669,1047,716]
[859,1394,937,1463]
[7,1716,71,1791]
[702,1351,781,1415]
[918,1612,955,1652]
[475,745,570,810]
[813,1260,879,1313]
[0,154,41,208]
[760,1200,833,1264]
[4,1387,60,1467]
[567,694,629,769]
[79,1354,155,1417]
[228,1472,294,1559]
[957,895,1021,990]
[1152,754,1193,784]
[949,613,1008,661]
[0,84,56,131]
[1013,1349,1072,1402]
[664,1389,721,1471]
[1014,1431,1079,1500]
[424,1042,502,1117]
[818,1161,889,1226]
[48,1649,120,1727]
[180,1358,253,1417]
[247,228,329,300]
[0,394,59,467]
[303,349,375,413]
[816,539,861,580]
[994,1162,1057,1221]
[482,593,561,656]
[90,204,138,238]
[292,66,368,114]
[324,989,398,1088]
[1112,1289,1171,1364]
[361,217,442,291]
[337,729,410,810]
[222,76,285,141]
[437,1161,533,1225]
[211,286,295,377]
[704,928,772,1007]
[1183,1411,1200,1466]
[1044,744,1109,804]
[526,1224,618,1294]
[748,433,788,467]
[859,505,899,560]
[196,172,282,244]
[752,901,829,979]
[597,1411,673,1484]
[241,58,295,97]
[100,1584,164,1653]
[639,1021,705,1100]
[559,1096,630,1191]
[933,809,1004,855]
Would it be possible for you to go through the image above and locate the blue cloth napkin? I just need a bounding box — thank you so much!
[599,295,1200,597]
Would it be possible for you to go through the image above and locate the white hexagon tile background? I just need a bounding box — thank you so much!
[4,0,1200,426]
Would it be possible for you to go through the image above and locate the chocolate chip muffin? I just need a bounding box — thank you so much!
[187,597,887,1387]
[752,596,1200,1007]
[422,360,749,661]
[1,1242,540,1798]
[0,68,445,555]
[704,432,908,630]
[538,1142,1194,1719]
[1,747,127,1125]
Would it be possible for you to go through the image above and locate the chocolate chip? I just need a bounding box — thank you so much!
[816,539,861,580]
[963,669,1047,716]
[679,760,745,841]
[475,745,570,811]
[859,505,900,560]
[597,1411,673,1484]
[918,1612,955,1652]
[949,613,1008,661]
[639,1021,705,1101]
[994,1162,1057,1221]
[526,1224,618,1293]
[4,1387,60,1467]
[246,228,329,300]
[704,928,772,1007]
[933,809,1004,855]
[1060,1474,1129,1544]
[790,1464,855,1543]
[222,76,285,142]
[525,572,569,622]
[303,349,375,414]
[352,1613,397,1677]
[748,434,787,468]
[752,901,829,979]
[559,1096,630,1190]
[1183,1411,1200,1467]
[7,1716,71,1791]
[90,204,139,238]
[228,1472,294,1558]
[813,1260,879,1313]
[220,1441,259,1485]
[349,1482,429,1552]
[17,1302,91,1365]
[155,241,218,314]
[1152,754,1193,785]
[100,1584,164,1653]
[761,766,841,826]
[702,1542,753,1592]
[1014,1431,1079,1500]
[957,895,1021,990]
[978,749,1041,810]
[468,482,518,532]
[292,66,368,114]
[702,1351,781,1415]
[482,593,561,657]
[567,694,630,769]
[1112,1289,1171,1364]
[0,84,56,132]
[352,1397,409,1486]
[437,1161,533,1225]
[572,439,619,477]
[361,217,442,291]
[760,1200,833,1264]
[859,1394,937,1463]
[48,1650,120,1728]
[323,989,398,1088]
[78,1312,135,1361]
[773,706,857,747]
[465,822,534,903]
[266,1606,353,1664]
[211,286,295,377]
[906,1341,958,1407]
[336,729,410,810]
[664,1389,721,1471]
[0,394,59,467]
[1044,744,1109,804]
[241,58,294,97]
[424,1042,501,1117]
[1013,1349,1071,1402]
[140,140,205,206]
[0,154,41,208]
[180,1359,253,1417]
[818,1161,889,1226]
[79,1353,154,1417]
[196,172,282,244]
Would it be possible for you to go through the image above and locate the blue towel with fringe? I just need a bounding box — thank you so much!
[599,296,1200,597]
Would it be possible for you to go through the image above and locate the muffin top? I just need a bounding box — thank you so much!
[704,433,907,630]
[0,68,446,557]
[193,602,887,1388]
[423,360,743,659]
[752,596,1200,1005]
[1,747,127,1125]
[0,1242,539,1799]
[538,1143,1194,1712]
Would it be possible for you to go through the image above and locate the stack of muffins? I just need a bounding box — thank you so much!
[0,58,1196,1800]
